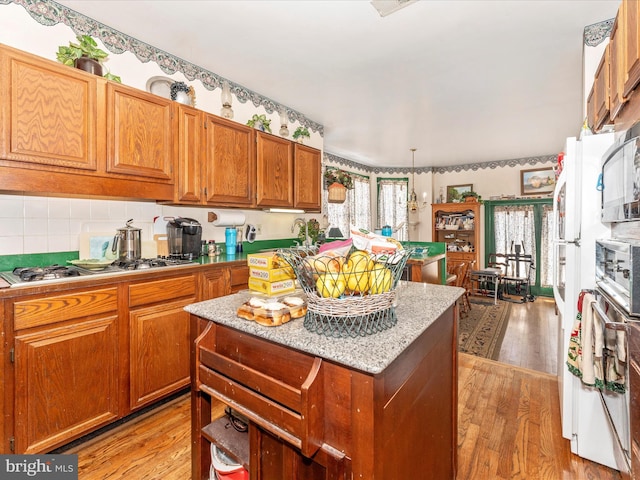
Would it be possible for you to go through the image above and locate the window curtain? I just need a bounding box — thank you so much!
[323,171,370,237]
[493,205,536,260]
[539,204,554,288]
[377,178,408,241]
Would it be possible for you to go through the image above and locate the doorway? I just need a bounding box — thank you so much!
[484,199,553,298]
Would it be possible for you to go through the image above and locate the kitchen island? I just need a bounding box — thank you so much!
[187,281,463,479]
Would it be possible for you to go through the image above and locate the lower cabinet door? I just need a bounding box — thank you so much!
[251,427,350,480]
[129,299,192,410]
[14,316,119,453]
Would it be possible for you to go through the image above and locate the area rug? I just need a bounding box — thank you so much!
[458,299,511,360]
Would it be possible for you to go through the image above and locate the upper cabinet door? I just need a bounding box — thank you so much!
[175,104,204,203]
[593,44,611,130]
[256,132,293,207]
[203,114,255,206]
[609,12,627,121]
[294,144,321,211]
[623,0,640,97]
[0,45,100,171]
[106,83,173,181]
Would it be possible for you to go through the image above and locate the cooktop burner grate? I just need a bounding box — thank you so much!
[13,265,80,282]
[113,257,195,270]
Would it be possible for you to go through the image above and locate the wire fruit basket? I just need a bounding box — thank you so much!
[277,246,413,337]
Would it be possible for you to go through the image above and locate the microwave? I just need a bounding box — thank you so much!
[601,122,640,222]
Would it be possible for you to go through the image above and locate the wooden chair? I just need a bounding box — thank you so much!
[460,260,475,313]
[449,262,470,316]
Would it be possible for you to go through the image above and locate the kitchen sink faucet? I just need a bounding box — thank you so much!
[292,218,311,247]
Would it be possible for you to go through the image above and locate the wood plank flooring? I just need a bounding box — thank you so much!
[62,296,621,479]
[457,353,620,480]
[495,296,558,374]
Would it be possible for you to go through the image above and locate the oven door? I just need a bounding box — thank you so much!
[593,293,631,476]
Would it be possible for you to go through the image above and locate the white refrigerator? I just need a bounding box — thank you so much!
[553,133,618,469]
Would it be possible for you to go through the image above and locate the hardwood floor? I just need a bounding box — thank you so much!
[494,296,559,374]
[62,297,620,479]
[457,353,620,480]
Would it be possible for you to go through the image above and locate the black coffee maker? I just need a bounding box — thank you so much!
[166,217,202,259]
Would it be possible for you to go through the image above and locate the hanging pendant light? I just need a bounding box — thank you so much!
[408,148,419,213]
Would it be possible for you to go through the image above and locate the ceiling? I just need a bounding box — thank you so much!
[56,0,619,169]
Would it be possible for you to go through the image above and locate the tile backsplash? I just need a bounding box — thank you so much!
[0,194,162,256]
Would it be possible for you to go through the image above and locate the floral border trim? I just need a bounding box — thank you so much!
[584,18,614,47]
[324,152,556,175]
[4,0,324,135]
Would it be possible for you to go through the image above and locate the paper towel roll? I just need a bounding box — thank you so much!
[208,211,246,227]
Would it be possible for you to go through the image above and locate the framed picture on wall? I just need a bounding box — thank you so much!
[446,184,472,203]
[520,168,556,195]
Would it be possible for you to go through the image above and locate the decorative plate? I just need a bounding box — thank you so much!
[145,76,174,98]
[68,259,114,270]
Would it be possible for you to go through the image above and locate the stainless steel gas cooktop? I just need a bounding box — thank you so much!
[0,257,196,287]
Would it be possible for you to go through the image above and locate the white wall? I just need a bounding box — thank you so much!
[0,2,560,257]
[0,3,323,256]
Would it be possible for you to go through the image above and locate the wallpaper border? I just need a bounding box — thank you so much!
[324,152,557,175]
[584,18,614,47]
[3,0,324,135]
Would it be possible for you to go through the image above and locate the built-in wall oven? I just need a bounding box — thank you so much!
[594,238,640,478]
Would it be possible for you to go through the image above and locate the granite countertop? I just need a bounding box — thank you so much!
[185,281,464,375]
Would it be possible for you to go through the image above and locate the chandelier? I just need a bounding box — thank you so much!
[408,148,419,213]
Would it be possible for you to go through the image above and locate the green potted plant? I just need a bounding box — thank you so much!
[296,218,323,245]
[292,126,311,143]
[246,114,272,133]
[460,191,481,203]
[324,168,354,204]
[56,34,121,82]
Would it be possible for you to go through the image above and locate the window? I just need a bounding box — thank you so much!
[377,178,408,241]
[484,198,553,297]
[323,169,370,237]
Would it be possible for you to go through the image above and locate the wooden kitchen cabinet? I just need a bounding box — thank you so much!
[191,295,458,480]
[609,12,627,121]
[2,264,250,454]
[0,44,174,200]
[106,82,174,182]
[174,104,204,203]
[294,143,322,211]
[256,131,294,208]
[229,264,250,293]
[128,275,196,410]
[587,44,611,132]
[623,0,640,97]
[0,44,100,172]
[203,114,255,206]
[173,109,255,207]
[11,287,119,454]
[250,427,349,479]
[199,264,249,300]
[432,201,481,268]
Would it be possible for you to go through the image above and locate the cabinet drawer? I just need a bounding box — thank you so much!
[129,275,196,307]
[14,287,118,330]
[196,323,323,457]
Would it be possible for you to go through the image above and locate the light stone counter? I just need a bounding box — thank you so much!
[185,281,464,374]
